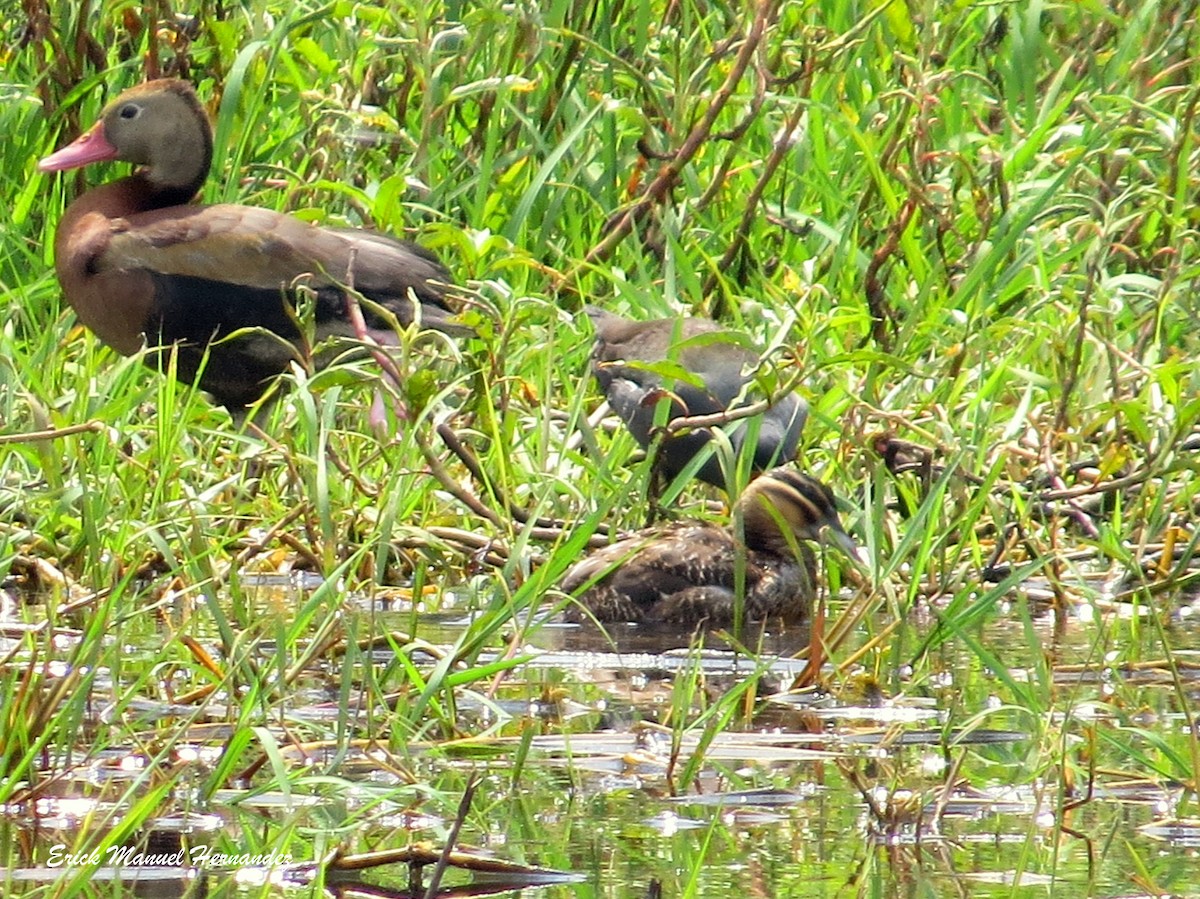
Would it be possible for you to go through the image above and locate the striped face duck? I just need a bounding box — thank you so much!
[39,79,465,410]
[561,467,855,625]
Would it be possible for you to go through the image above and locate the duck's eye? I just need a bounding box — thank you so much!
[118,104,141,120]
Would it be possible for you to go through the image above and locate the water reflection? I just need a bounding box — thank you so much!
[3,569,1200,897]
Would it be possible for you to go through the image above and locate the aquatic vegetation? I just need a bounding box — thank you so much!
[2,1,1199,896]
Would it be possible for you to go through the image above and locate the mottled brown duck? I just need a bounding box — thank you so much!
[561,467,855,624]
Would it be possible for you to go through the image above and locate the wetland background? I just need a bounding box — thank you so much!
[3,0,1200,895]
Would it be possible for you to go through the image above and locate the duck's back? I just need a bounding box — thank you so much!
[562,522,812,624]
[586,308,807,486]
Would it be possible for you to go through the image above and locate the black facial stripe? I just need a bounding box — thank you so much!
[760,471,833,521]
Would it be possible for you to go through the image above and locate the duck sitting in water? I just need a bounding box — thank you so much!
[38,79,466,411]
[587,307,808,489]
[561,467,855,624]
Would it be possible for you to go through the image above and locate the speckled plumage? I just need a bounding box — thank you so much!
[587,307,808,488]
[562,468,855,625]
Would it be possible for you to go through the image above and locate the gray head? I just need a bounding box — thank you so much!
[39,79,213,202]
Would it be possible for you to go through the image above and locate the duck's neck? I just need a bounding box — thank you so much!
[740,521,789,556]
[61,174,197,227]
[133,169,203,209]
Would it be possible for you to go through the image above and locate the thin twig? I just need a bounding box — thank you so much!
[436,423,611,538]
[660,363,805,439]
[703,59,811,301]
[555,0,780,291]
[410,421,504,528]
[0,420,106,444]
[423,774,480,899]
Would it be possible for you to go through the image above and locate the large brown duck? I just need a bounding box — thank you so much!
[38,79,464,410]
[587,307,807,489]
[561,467,855,624]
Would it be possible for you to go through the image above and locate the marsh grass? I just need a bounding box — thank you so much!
[3,0,1200,895]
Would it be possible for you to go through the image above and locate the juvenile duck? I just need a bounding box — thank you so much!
[561,467,855,624]
[39,79,465,410]
[587,307,807,489]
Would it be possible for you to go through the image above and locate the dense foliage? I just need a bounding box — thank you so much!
[2,1,1200,896]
